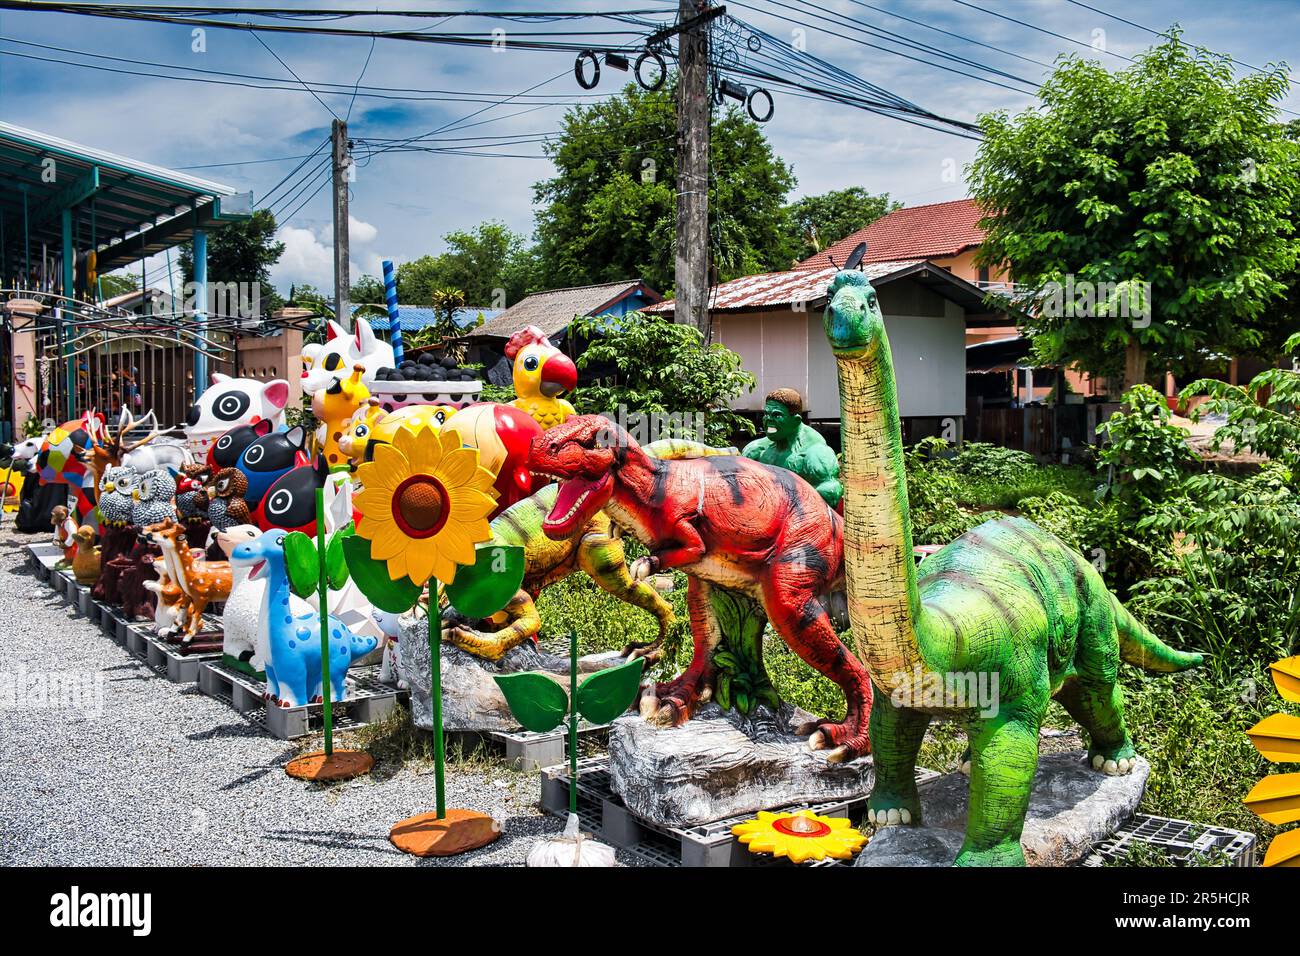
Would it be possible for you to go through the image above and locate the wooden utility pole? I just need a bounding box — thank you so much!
[675,0,711,340]
[331,118,352,331]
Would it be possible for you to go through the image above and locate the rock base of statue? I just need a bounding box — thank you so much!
[854,751,1150,867]
[607,702,875,827]
[399,620,624,733]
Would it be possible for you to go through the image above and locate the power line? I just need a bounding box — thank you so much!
[248,27,340,120]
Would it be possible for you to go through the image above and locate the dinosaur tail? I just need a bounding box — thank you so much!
[1110,593,1203,672]
[351,632,379,657]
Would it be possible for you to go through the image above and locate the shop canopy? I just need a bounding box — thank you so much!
[0,120,250,282]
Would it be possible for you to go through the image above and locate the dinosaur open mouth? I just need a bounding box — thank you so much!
[544,472,611,537]
[248,559,267,580]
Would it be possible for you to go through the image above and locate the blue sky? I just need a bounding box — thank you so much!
[1,0,1297,298]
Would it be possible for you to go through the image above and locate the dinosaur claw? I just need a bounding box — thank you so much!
[638,691,659,720]
[959,760,971,776]
[826,745,850,763]
[793,719,819,737]
[807,730,828,751]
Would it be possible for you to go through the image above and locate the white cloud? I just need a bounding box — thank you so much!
[272,226,334,292]
[349,214,378,244]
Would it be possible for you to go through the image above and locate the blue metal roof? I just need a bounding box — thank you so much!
[356,305,504,333]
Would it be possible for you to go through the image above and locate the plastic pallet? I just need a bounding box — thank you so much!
[140,630,222,683]
[451,722,610,772]
[197,659,406,739]
[1082,813,1257,867]
[540,755,940,867]
[26,543,62,581]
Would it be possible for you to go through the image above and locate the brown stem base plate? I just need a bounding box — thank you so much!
[389,809,501,857]
[285,750,374,782]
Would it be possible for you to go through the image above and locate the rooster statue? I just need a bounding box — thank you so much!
[504,325,578,429]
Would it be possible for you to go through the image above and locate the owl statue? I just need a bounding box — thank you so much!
[131,468,177,528]
[97,465,138,528]
[207,467,251,532]
[175,464,211,523]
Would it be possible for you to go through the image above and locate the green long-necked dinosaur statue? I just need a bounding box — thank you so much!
[823,269,1203,866]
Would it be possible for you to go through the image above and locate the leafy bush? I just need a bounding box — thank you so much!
[569,310,756,447]
[1096,384,1196,509]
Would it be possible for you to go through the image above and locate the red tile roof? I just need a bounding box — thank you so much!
[797,198,986,271]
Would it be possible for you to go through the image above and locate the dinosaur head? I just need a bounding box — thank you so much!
[228,527,289,581]
[824,270,885,358]
[529,415,633,537]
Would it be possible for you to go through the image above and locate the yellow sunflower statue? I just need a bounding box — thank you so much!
[344,421,525,857]
[732,810,867,864]
[353,424,497,586]
[1245,655,1300,867]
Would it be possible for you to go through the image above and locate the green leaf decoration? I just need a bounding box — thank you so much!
[575,657,644,725]
[282,531,319,599]
[493,671,568,734]
[341,534,423,613]
[324,523,353,590]
[443,543,525,619]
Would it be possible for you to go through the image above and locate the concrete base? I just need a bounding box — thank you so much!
[855,751,1150,867]
[607,702,875,828]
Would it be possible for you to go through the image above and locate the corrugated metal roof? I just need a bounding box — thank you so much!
[0,121,245,275]
[357,305,503,332]
[648,260,924,313]
[470,279,659,338]
[798,198,986,271]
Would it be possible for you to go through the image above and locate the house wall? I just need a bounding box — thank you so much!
[714,278,967,421]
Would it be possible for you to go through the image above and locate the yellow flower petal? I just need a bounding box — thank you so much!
[448,488,497,524]
[404,541,436,585]
[369,521,408,562]
[370,442,408,481]
[433,522,476,566]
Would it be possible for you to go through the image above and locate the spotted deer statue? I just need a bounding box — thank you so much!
[152,519,233,644]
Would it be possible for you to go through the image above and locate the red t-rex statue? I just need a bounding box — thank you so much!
[529,415,873,761]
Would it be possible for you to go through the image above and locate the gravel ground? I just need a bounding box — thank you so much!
[0,526,622,867]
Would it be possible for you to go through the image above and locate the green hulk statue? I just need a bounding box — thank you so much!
[741,388,843,508]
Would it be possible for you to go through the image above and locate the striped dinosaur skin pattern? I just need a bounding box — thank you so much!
[824,269,1204,866]
[531,416,874,757]
[444,482,675,662]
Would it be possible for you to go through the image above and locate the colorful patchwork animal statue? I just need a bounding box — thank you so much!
[228,528,379,707]
[300,318,395,395]
[443,482,673,662]
[38,413,102,525]
[184,373,290,460]
[504,325,578,429]
[530,416,872,753]
[235,425,310,509]
[312,364,370,472]
[821,268,1204,866]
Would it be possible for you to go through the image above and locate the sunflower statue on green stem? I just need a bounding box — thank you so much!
[344,423,525,857]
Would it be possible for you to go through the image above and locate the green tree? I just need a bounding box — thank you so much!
[390,221,535,310]
[783,187,900,262]
[180,208,286,314]
[96,272,138,301]
[351,274,386,314]
[533,83,797,294]
[968,30,1300,391]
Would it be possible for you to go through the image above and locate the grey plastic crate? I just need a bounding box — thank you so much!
[452,721,609,772]
[540,754,937,867]
[26,543,61,581]
[1083,814,1257,867]
[142,631,222,683]
[198,659,406,739]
